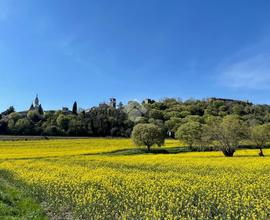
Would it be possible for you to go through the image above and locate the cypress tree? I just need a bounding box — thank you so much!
[72,101,78,115]
[29,104,35,111]
[38,104,44,115]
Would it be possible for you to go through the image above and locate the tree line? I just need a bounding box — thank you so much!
[0,103,133,137]
[1,97,270,156]
[131,115,270,157]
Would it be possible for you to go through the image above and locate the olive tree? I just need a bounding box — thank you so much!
[206,115,246,157]
[250,124,270,156]
[175,121,202,148]
[131,123,165,152]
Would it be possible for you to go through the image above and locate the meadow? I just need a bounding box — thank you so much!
[0,138,269,219]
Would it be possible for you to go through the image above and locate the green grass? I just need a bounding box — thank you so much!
[0,172,47,220]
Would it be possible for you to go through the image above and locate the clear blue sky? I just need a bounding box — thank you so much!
[1,0,270,111]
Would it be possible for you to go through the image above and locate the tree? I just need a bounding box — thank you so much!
[27,110,42,122]
[250,124,270,156]
[29,104,35,111]
[206,115,246,157]
[56,114,72,132]
[149,109,163,120]
[15,118,32,134]
[72,101,78,115]
[131,123,165,152]
[0,119,8,134]
[164,117,182,133]
[175,121,202,148]
[42,125,59,136]
[1,106,15,116]
[67,118,86,135]
[8,112,22,122]
[38,104,44,115]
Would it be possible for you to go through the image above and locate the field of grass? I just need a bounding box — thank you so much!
[0,139,269,219]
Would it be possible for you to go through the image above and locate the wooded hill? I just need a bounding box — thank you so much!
[0,97,269,137]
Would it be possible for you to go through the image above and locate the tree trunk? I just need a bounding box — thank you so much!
[259,147,264,157]
[147,145,151,152]
[222,148,235,157]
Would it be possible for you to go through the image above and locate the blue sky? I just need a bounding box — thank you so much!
[1,0,270,111]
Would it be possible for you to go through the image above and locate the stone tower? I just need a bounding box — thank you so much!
[34,94,40,108]
[109,98,116,109]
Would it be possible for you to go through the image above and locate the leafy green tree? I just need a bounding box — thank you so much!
[149,109,163,120]
[7,119,16,134]
[206,115,246,157]
[15,118,32,134]
[175,121,202,148]
[131,123,165,152]
[164,117,182,133]
[68,118,86,135]
[7,112,29,135]
[250,124,270,156]
[8,112,22,122]
[56,114,71,132]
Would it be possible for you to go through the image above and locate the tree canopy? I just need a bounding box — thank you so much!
[131,123,165,151]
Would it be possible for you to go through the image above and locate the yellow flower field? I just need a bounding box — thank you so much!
[0,139,269,219]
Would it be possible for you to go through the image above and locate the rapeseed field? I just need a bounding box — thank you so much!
[0,139,269,219]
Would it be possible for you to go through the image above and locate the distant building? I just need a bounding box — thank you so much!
[17,94,43,117]
[124,101,148,122]
[207,97,252,105]
[62,107,69,112]
[109,98,116,109]
[61,107,72,115]
[99,103,109,108]
[29,94,42,111]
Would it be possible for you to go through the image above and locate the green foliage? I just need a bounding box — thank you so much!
[206,115,246,157]
[149,109,163,120]
[15,118,32,134]
[0,119,8,134]
[131,123,165,151]
[27,110,42,122]
[8,112,22,122]
[250,124,270,156]
[0,175,47,219]
[56,114,72,132]
[175,121,202,147]
[164,117,182,132]
[3,97,270,143]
